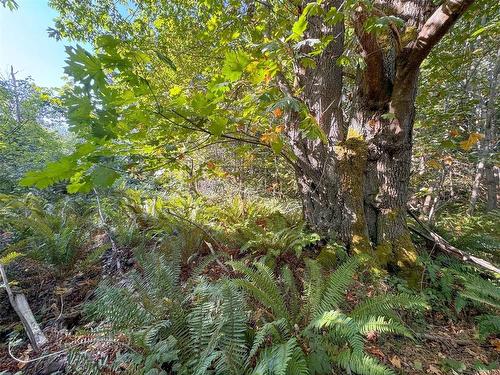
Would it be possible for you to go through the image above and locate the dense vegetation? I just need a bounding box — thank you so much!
[0,0,498,374]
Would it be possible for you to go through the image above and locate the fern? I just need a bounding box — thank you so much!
[357,316,412,338]
[337,350,396,375]
[67,350,102,375]
[231,257,425,375]
[459,275,500,310]
[309,310,364,354]
[247,318,290,364]
[252,337,306,375]
[316,257,359,316]
[476,314,500,339]
[230,260,290,321]
[351,293,428,320]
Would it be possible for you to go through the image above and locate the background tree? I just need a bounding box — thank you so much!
[0,69,69,193]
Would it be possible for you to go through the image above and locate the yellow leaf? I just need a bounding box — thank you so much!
[427,159,441,169]
[390,355,402,369]
[275,125,285,133]
[460,132,484,151]
[260,131,278,144]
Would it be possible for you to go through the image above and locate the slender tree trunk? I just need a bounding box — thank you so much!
[485,165,497,210]
[484,49,499,211]
[10,65,22,126]
[468,158,485,215]
[468,48,499,214]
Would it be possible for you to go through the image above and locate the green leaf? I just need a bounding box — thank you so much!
[20,157,77,188]
[222,50,251,82]
[91,166,120,187]
[0,251,24,266]
[289,14,308,42]
[287,2,320,42]
[208,116,228,136]
[271,138,284,154]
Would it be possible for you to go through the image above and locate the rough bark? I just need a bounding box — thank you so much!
[281,0,475,281]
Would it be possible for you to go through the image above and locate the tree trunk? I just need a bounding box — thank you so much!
[468,48,499,214]
[485,165,497,210]
[468,158,485,215]
[282,0,474,282]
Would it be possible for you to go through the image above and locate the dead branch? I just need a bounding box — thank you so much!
[407,209,500,274]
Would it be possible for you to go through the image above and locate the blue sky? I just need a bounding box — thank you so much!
[0,1,71,88]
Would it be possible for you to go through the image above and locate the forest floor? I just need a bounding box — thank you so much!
[1,250,498,375]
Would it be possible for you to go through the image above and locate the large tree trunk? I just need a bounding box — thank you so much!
[283,0,474,282]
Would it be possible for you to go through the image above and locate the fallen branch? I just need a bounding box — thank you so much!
[418,332,473,346]
[0,264,48,351]
[407,209,500,274]
[204,241,229,273]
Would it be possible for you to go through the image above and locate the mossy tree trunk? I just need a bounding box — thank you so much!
[284,0,475,279]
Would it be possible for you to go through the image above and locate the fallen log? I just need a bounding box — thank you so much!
[0,264,48,351]
[407,209,500,275]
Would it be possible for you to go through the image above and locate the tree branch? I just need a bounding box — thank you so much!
[407,0,475,69]
[352,6,387,102]
[407,209,500,274]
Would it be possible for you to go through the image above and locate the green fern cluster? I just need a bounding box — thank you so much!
[0,193,90,276]
[459,274,500,339]
[418,254,500,339]
[79,251,250,375]
[74,251,426,375]
[230,257,426,375]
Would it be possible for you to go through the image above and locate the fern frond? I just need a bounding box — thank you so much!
[247,318,290,363]
[288,346,310,375]
[309,310,364,354]
[351,293,427,320]
[67,350,102,375]
[252,337,300,375]
[336,350,396,375]
[357,316,412,338]
[460,276,500,310]
[230,260,289,321]
[316,257,359,316]
[302,258,324,321]
[216,281,249,373]
[476,314,500,339]
[282,266,300,321]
